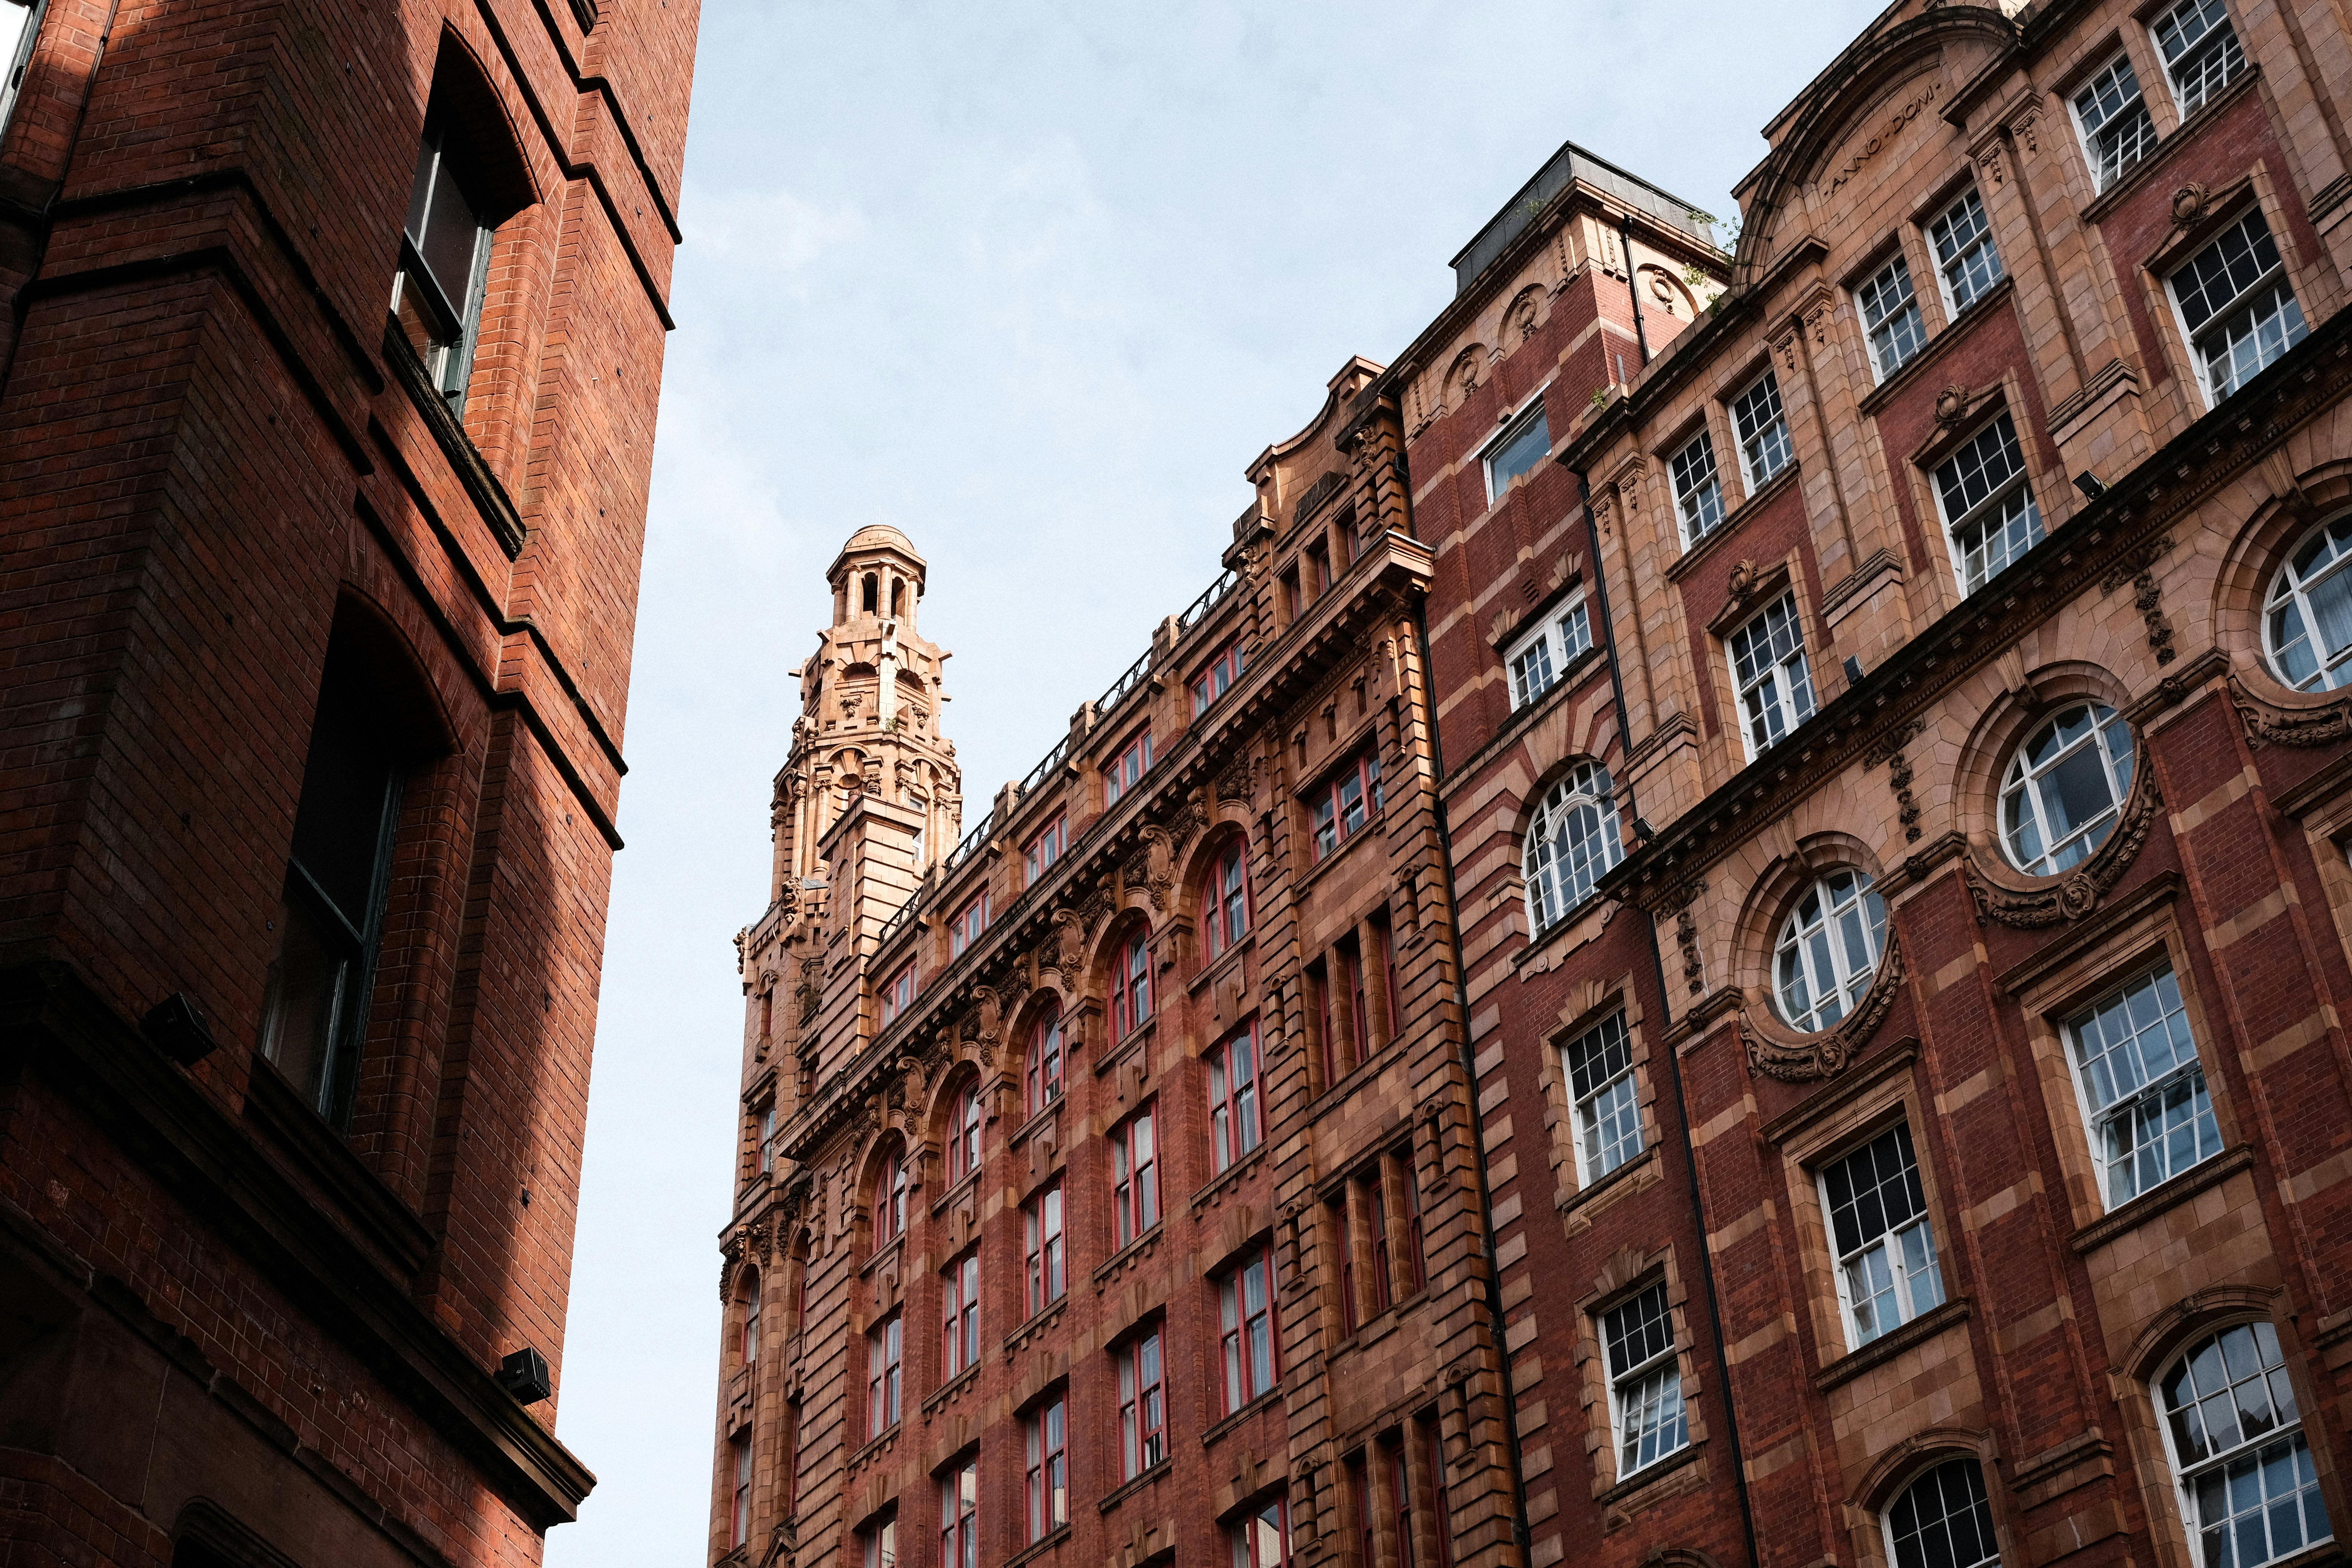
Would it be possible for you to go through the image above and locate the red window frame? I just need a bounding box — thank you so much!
[947,891,990,959]
[1346,940,1370,1063]
[1024,1395,1068,1541]
[1207,838,1251,958]
[1219,1243,1279,1413]
[1023,813,1066,884]
[1112,1103,1160,1248]
[1350,1455,1374,1568]
[867,1313,902,1437]
[1104,729,1152,806]
[757,1102,776,1175]
[1024,1181,1066,1314]
[941,1250,979,1380]
[1402,1153,1426,1294]
[1190,638,1247,717]
[880,961,917,1026]
[939,1456,977,1568]
[1308,749,1383,861]
[781,1397,800,1518]
[1209,1020,1261,1173]
[1425,1419,1452,1568]
[1367,1178,1394,1316]
[1390,1439,1416,1568]
[874,1140,908,1245]
[1333,1198,1357,1337]
[730,1432,752,1546]
[741,1275,761,1364]
[1231,1496,1291,1568]
[1111,928,1152,1038]
[1117,1327,1167,1479]
[1026,1006,1064,1116]
[946,1081,981,1182]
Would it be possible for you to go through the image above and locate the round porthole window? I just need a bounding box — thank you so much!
[1773,868,1888,1032]
[1999,703,2135,876]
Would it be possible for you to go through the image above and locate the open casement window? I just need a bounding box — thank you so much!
[945,1081,981,1182]
[1504,593,1594,710]
[867,1314,903,1437]
[940,1250,979,1380]
[2000,703,2136,876]
[1206,837,1251,959]
[1210,1020,1262,1173]
[947,891,989,959]
[2171,208,2308,407]
[1482,400,1551,502]
[1885,1459,2001,1568]
[1730,371,1792,491]
[1024,1396,1068,1541]
[2066,963,2219,1208]
[1023,813,1066,884]
[1563,1011,1642,1184]
[1025,1004,1064,1115]
[1523,760,1623,932]
[0,0,46,138]
[1192,639,1248,717]
[2154,0,2247,115]
[2265,515,2352,691]
[1727,592,1817,758]
[1104,729,1152,805]
[939,1458,978,1568]
[1308,748,1383,861]
[1820,1123,1945,1348]
[1112,1104,1160,1247]
[1857,251,1926,381]
[2157,1321,2332,1568]
[860,1519,897,1568]
[1230,1496,1291,1568]
[1601,1283,1688,1476]
[1218,1244,1279,1412]
[1111,928,1152,1038]
[1023,1181,1065,1313]
[259,651,410,1125]
[2072,53,2159,192]
[1117,1327,1168,1479]
[1934,412,2044,594]
[1669,427,1726,546]
[1775,870,1888,1032]
[395,113,497,413]
[1930,187,2005,315]
[879,961,916,1026]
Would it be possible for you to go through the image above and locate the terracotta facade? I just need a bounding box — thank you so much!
[0,1,695,1565]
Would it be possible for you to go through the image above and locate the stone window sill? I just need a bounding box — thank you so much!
[1006,1524,1072,1568]
[1097,1458,1172,1515]
[2070,1145,2256,1256]
[1202,1387,1283,1449]
[1815,1298,1970,1393]
[1596,1438,1703,1507]
[1190,1140,1270,1213]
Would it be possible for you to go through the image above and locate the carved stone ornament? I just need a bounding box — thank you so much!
[1216,751,1255,805]
[1966,766,2162,928]
[795,956,823,1024]
[1727,557,1764,605]
[1934,384,1972,429]
[2100,533,2177,665]
[719,1236,743,1303]
[1138,825,1175,912]
[2170,182,2211,229]
[2227,675,2352,750]
[1077,880,1114,937]
[1051,907,1085,976]
[1746,934,1905,1083]
[733,928,747,974]
[1165,790,1208,848]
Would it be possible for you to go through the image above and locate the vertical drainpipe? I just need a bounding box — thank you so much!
[1574,467,1761,1568]
[1619,213,1653,368]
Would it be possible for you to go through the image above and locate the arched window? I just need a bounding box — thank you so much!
[2265,515,2352,692]
[1884,1458,1999,1568]
[891,579,906,617]
[740,1270,761,1364]
[1112,929,1152,1038]
[1774,869,1888,1032]
[1523,761,1623,933]
[946,1080,982,1182]
[2157,1321,2330,1568]
[2001,703,2135,876]
[1206,838,1250,960]
[1026,1006,1064,1116]
[873,1139,908,1245]
[788,1230,812,1332]
[862,573,879,613]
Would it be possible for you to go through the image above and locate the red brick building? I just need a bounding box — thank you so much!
[0,1,697,1564]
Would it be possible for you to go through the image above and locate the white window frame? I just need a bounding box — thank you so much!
[1816,1122,1946,1351]
[1932,411,2044,596]
[1928,186,2005,318]
[2153,1320,2333,1568]
[1727,591,1816,760]
[2069,51,2159,194]
[1669,426,1726,548]
[1600,1282,1688,1478]
[1522,759,1623,933]
[1729,370,1793,492]
[1882,1458,2002,1568]
[1999,701,2136,876]
[1482,400,1552,504]
[2167,206,2309,409]
[2263,514,2352,692]
[1502,591,1594,710]
[2062,962,2219,1211]
[1562,1010,1642,1185]
[1857,250,1926,383]
[2151,0,2248,117]
[1774,869,1888,1032]
[0,0,46,140]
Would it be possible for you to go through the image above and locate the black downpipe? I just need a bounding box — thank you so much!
[1410,602,1535,1565]
[1576,470,1760,1568]
[1618,214,1653,368]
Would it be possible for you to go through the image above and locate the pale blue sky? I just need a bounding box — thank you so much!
[550,3,1886,1559]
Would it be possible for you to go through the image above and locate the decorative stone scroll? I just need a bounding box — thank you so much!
[1865,717,1928,844]
[2101,533,2176,665]
[1746,936,1906,1083]
[1216,751,1255,804]
[1966,768,2162,927]
[2227,675,2352,750]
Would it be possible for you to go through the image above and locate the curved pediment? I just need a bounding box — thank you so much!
[1735,8,2018,286]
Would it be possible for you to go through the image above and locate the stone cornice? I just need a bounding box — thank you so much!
[1603,305,2352,913]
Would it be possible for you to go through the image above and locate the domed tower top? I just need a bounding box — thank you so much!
[828,524,928,631]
